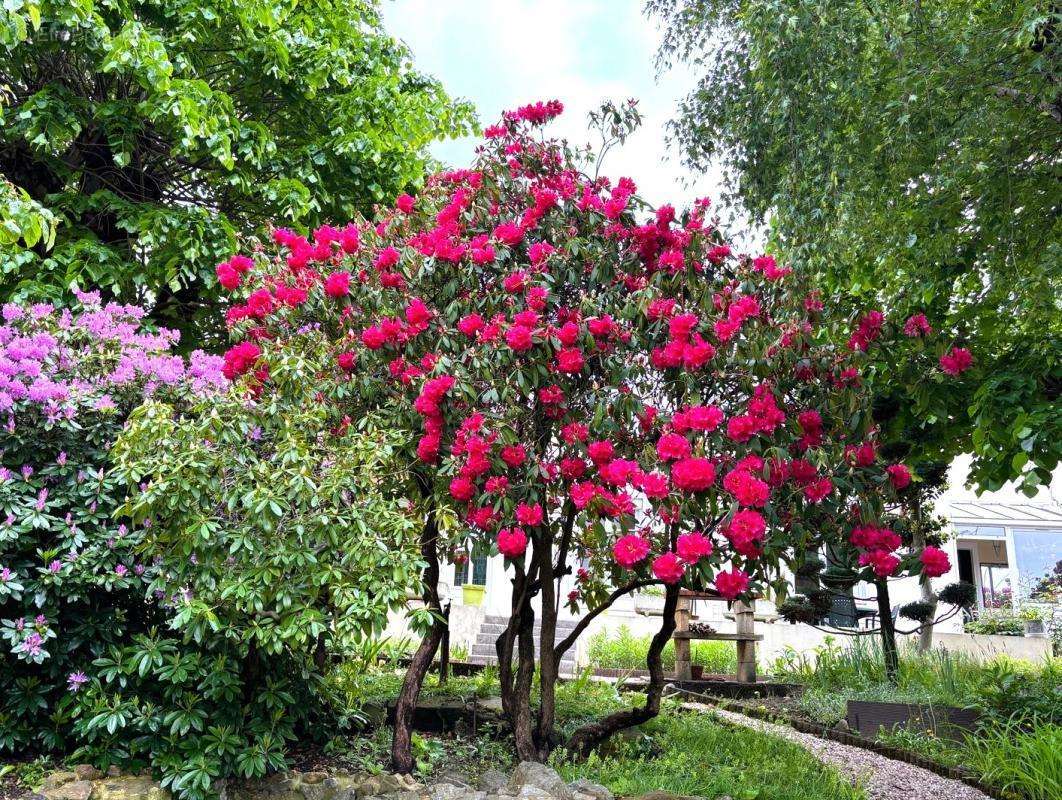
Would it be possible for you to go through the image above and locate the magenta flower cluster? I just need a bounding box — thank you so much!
[0,289,226,423]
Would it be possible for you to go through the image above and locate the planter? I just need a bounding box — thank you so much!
[846,700,980,742]
[462,584,485,606]
[1024,618,1047,637]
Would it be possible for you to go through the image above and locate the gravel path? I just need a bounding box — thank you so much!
[681,702,994,800]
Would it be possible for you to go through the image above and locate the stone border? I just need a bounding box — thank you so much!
[673,688,1014,800]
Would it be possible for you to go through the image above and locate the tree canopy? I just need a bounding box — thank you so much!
[0,0,473,345]
[649,0,1061,494]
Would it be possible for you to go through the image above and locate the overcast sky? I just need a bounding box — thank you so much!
[382,0,723,211]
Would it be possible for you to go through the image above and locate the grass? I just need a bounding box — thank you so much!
[963,718,1062,800]
[555,708,866,800]
[770,636,1061,713]
[588,625,739,673]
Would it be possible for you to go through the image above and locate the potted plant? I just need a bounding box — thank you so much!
[462,584,486,606]
[1021,607,1047,637]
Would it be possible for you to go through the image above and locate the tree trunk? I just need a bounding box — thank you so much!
[912,499,938,653]
[391,510,443,774]
[875,579,900,682]
[510,589,538,761]
[566,583,680,758]
[534,527,558,758]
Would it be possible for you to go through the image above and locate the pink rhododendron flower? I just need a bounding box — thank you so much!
[714,568,749,599]
[939,347,973,376]
[656,432,692,461]
[652,552,685,584]
[613,534,651,569]
[671,457,717,492]
[904,313,932,337]
[723,468,770,507]
[396,194,415,213]
[515,502,544,526]
[920,546,951,578]
[556,348,584,373]
[676,532,713,563]
[497,527,528,558]
[449,476,475,502]
[886,464,912,490]
[860,549,900,578]
[324,272,351,298]
[506,324,534,352]
[501,444,527,468]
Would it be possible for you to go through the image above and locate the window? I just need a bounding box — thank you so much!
[955,525,1006,539]
[455,553,487,586]
[1012,528,1062,601]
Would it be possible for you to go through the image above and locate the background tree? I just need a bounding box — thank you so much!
[649,0,1061,494]
[0,0,473,347]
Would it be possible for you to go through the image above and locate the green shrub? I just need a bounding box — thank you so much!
[0,296,224,756]
[964,611,1025,637]
[96,326,423,798]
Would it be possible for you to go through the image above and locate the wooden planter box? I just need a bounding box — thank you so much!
[846,700,981,741]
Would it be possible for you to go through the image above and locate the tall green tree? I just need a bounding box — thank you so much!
[0,0,473,345]
[650,0,1061,493]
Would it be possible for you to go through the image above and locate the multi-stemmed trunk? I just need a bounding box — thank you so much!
[566,583,680,756]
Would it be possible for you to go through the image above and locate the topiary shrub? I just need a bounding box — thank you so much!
[938,581,978,609]
[899,600,936,623]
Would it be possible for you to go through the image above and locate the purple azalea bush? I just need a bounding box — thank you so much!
[0,290,224,752]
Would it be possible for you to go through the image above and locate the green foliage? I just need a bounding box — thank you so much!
[772,636,1062,730]
[964,610,1025,637]
[898,601,935,624]
[0,296,222,757]
[651,0,1062,493]
[93,327,422,798]
[937,581,978,609]
[587,625,738,673]
[0,0,473,346]
[962,717,1062,800]
[555,709,866,800]
[68,633,306,798]
[112,332,422,663]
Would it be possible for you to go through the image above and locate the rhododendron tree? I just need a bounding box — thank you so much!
[0,293,224,759]
[211,100,959,763]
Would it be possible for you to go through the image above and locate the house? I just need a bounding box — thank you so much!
[384,456,1060,668]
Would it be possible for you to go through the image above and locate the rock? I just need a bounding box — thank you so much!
[514,788,552,800]
[833,719,850,733]
[433,771,472,789]
[429,784,469,800]
[479,771,509,794]
[300,773,328,786]
[107,766,122,778]
[92,776,170,800]
[507,763,571,800]
[41,773,79,794]
[73,766,102,782]
[42,780,94,800]
[356,774,409,798]
[568,781,612,800]
[322,774,363,800]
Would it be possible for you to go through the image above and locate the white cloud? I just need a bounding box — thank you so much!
[383,0,727,212]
